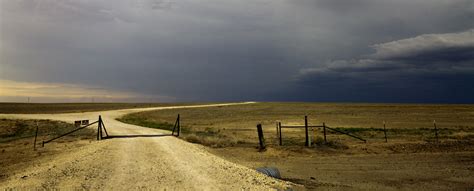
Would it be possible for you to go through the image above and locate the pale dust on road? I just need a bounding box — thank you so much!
[0,102,294,190]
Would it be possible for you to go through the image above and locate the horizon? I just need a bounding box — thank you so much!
[1,101,473,105]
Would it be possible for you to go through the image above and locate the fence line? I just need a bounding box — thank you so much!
[277,116,367,146]
[323,125,367,143]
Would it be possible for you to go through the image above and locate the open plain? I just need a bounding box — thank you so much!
[120,102,474,190]
[0,102,473,190]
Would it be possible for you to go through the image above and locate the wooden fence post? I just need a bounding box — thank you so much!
[323,122,327,143]
[305,116,309,146]
[257,124,266,150]
[279,122,282,146]
[33,122,39,151]
[433,120,438,142]
[383,121,388,143]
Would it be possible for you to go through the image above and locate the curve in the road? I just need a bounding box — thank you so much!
[0,102,294,190]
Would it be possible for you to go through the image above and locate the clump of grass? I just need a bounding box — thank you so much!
[183,134,238,148]
[313,137,349,149]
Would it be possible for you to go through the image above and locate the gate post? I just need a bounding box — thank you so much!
[97,115,102,140]
[305,116,309,146]
[257,124,265,150]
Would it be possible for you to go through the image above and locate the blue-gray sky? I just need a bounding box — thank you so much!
[1,0,473,103]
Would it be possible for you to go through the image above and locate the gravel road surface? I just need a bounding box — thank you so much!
[0,102,292,190]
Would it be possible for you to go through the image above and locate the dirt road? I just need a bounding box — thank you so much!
[0,102,292,190]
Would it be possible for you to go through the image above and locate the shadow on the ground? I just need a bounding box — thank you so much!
[103,134,173,139]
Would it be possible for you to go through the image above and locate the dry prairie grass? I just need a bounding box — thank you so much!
[119,102,474,147]
[119,102,474,190]
[0,119,97,180]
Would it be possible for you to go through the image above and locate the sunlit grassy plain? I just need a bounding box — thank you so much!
[1,102,473,190]
[119,102,474,147]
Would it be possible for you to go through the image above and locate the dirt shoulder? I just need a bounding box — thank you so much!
[207,141,474,190]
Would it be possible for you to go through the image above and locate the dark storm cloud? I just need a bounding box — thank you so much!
[295,30,474,103]
[1,0,474,102]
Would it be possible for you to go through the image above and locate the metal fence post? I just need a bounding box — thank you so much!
[97,115,102,140]
[100,116,103,139]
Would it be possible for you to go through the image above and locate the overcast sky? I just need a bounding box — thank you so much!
[1,0,473,103]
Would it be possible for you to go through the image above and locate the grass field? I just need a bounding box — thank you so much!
[0,102,201,114]
[1,102,473,190]
[0,118,96,177]
[119,102,474,147]
[118,102,474,190]
[1,102,473,189]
